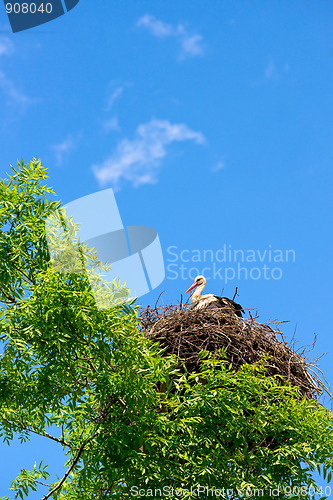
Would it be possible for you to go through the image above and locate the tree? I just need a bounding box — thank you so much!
[0,159,332,500]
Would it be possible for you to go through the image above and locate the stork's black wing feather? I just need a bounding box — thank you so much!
[212,296,244,317]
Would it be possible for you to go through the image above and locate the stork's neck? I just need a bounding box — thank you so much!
[190,282,206,303]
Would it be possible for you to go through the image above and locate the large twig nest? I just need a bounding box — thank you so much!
[140,304,331,402]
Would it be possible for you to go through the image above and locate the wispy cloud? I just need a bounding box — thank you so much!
[179,33,204,58]
[212,161,225,173]
[101,116,120,133]
[92,118,205,189]
[52,135,77,166]
[0,36,14,57]
[0,36,40,116]
[264,59,276,80]
[0,70,37,111]
[106,86,123,110]
[137,15,205,59]
[137,16,173,38]
[264,58,290,82]
[100,84,125,133]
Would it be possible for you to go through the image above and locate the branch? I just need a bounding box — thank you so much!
[154,290,165,308]
[36,481,52,487]
[0,285,16,304]
[40,431,99,500]
[40,443,85,500]
[27,427,72,449]
[88,360,97,373]
[10,261,36,285]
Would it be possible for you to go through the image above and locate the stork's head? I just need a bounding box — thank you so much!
[185,275,206,294]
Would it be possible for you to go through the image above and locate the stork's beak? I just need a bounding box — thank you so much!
[185,282,198,294]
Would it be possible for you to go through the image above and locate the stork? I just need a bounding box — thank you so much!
[185,275,244,317]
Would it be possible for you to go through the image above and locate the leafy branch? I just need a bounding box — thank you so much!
[40,430,99,500]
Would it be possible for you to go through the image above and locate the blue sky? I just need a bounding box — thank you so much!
[0,0,333,497]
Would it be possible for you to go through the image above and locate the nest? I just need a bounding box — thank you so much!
[141,304,331,402]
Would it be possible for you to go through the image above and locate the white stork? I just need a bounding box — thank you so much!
[185,275,244,317]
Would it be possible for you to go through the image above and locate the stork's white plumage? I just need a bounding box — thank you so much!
[185,275,244,317]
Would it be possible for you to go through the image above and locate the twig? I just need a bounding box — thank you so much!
[27,427,72,448]
[36,481,52,487]
[155,290,165,309]
[0,286,16,304]
[40,431,99,500]
[10,261,36,285]
[40,444,86,499]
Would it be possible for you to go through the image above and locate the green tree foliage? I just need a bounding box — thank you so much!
[0,160,332,499]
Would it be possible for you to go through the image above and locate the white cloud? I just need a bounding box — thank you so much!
[52,136,76,166]
[180,34,204,58]
[212,161,225,173]
[265,59,276,80]
[0,36,40,115]
[102,116,120,133]
[0,70,36,110]
[0,36,13,57]
[92,118,205,189]
[107,86,123,110]
[264,59,290,82]
[137,15,205,59]
[137,15,173,38]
